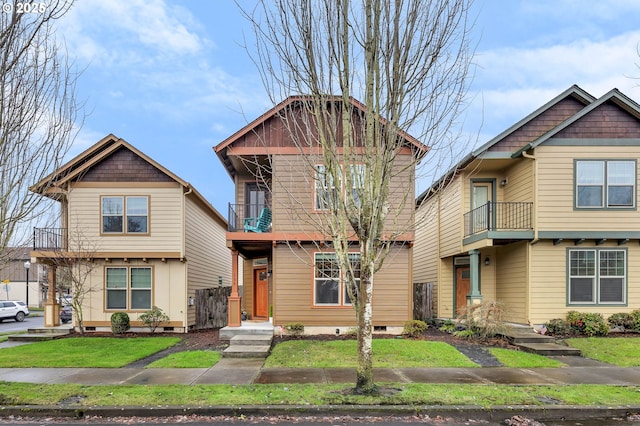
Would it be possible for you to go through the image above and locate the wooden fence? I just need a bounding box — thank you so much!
[194,287,231,329]
[413,282,434,321]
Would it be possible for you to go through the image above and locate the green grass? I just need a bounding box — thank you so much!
[488,348,566,368]
[566,337,640,366]
[0,337,180,367]
[1,382,638,407]
[146,350,221,368]
[265,339,478,368]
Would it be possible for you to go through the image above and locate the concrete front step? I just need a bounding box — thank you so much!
[231,334,273,346]
[223,345,271,358]
[26,327,73,334]
[516,342,581,356]
[219,323,274,340]
[8,332,70,342]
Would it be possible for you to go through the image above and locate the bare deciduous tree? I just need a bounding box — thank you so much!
[243,0,474,394]
[50,226,99,336]
[0,0,81,265]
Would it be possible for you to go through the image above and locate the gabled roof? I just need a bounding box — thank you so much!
[214,95,429,178]
[30,134,226,226]
[417,84,596,205]
[512,88,640,157]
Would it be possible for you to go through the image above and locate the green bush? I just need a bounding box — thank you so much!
[630,310,640,332]
[544,318,572,336]
[138,306,170,333]
[453,329,475,339]
[439,319,456,334]
[402,320,428,338]
[566,311,609,336]
[110,312,130,334]
[607,313,634,331]
[284,322,304,336]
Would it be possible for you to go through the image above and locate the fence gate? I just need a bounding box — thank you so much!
[413,282,434,321]
[194,287,231,329]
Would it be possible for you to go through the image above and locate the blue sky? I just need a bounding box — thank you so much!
[57,0,640,214]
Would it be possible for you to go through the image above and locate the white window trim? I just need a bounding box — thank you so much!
[568,248,626,305]
[314,252,361,307]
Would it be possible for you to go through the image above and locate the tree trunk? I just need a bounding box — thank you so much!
[355,270,375,393]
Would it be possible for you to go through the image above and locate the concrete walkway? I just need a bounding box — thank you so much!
[1,355,640,386]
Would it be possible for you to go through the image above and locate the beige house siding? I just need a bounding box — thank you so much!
[438,179,463,258]
[503,159,534,203]
[67,184,184,254]
[272,244,411,327]
[184,196,230,327]
[536,145,640,232]
[437,257,455,319]
[529,240,640,326]
[82,259,187,329]
[495,242,528,324]
[414,198,439,284]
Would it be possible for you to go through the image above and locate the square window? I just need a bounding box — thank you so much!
[568,249,626,305]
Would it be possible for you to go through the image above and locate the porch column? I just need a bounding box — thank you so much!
[43,264,60,327]
[467,249,483,305]
[227,250,242,327]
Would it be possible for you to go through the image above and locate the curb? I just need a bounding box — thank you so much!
[1,404,639,422]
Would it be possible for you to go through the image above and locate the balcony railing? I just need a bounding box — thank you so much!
[228,203,271,232]
[33,228,67,251]
[464,202,533,237]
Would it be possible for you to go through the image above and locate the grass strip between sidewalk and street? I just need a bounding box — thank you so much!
[1,382,639,407]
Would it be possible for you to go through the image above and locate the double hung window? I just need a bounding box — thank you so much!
[106,267,152,310]
[102,196,149,234]
[568,249,626,305]
[576,160,635,208]
[314,164,366,210]
[314,252,361,306]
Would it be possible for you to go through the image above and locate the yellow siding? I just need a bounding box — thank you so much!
[184,197,231,326]
[438,179,463,258]
[273,244,411,326]
[536,145,640,231]
[495,242,528,323]
[529,240,640,325]
[503,159,534,203]
[67,185,184,253]
[437,258,454,318]
[413,197,438,284]
[83,259,186,328]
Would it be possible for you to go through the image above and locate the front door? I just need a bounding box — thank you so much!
[253,267,269,319]
[455,267,470,316]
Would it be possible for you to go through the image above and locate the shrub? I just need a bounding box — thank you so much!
[607,312,634,331]
[566,311,608,336]
[402,320,428,338]
[457,301,507,340]
[439,319,456,334]
[544,318,572,336]
[138,306,170,333]
[453,329,475,339]
[284,322,304,336]
[110,312,130,334]
[630,310,640,332]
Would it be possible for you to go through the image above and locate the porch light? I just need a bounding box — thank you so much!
[188,296,195,306]
[484,257,490,266]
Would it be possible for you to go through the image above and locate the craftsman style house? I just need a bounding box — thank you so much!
[414,85,640,326]
[215,97,427,333]
[30,135,230,331]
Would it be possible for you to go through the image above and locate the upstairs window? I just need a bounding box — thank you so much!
[102,196,149,234]
[576,160,635,209]
[314,165,340,210]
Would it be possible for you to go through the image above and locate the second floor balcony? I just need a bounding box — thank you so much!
[33,228,67,251]
[228,203,272,233]
[464,202,534,242]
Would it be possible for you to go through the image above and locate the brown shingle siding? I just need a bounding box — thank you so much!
[556,101,640,139]
[489,97,586,152]
[79,148,174,182]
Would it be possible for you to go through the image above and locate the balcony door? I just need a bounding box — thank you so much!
[245,182,269,221]
[472,181,493,231]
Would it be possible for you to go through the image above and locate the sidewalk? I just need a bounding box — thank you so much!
[1,355,640,385]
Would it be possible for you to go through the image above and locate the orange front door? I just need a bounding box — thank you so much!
[254,267,269,319]
[456,267,470,316]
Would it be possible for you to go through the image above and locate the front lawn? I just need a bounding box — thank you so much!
[0,337,180,368]
[146,350,221,368]
[265,339,478,368]
[566,337,640,366]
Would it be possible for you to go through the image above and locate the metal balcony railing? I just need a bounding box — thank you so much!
[33,228,67,251]
[464,202,533,237]
[228,203,271,232]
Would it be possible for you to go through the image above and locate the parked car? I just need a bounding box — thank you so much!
[59,304,73,324]
[0,300,29,322]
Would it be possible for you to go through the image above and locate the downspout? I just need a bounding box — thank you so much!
[183,185,193,331]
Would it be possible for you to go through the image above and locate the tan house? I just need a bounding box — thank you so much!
[30,135,231,331]
[0,248,48,308]
[214,97,426,334]
[415,85,640,326]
